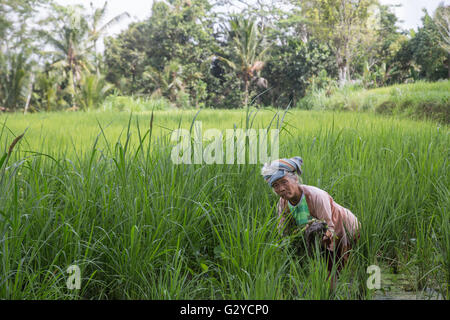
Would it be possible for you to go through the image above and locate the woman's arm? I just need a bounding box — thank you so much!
[277,198,294,236]
[310,193,337,251]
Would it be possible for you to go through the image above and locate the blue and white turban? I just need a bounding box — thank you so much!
[261,156,303,187]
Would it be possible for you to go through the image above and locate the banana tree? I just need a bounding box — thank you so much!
[77,71,114,110]
[143,60,186,106]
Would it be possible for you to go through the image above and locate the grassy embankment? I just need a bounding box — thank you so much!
[298,80,450,124]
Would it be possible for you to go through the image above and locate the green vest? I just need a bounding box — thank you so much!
[287,194,312,227]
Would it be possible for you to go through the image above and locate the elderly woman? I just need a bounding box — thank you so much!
[262,156,360,275]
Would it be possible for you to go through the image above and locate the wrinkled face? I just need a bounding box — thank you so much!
[272,175,300,201]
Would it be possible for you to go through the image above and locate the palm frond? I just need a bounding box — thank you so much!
[216,56,237,71]
[97,12,130,36]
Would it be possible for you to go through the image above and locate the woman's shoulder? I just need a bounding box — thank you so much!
[300,184,329,197]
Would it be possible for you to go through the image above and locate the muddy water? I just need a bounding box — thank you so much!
[373,288,443,300]
[372,272,444,300]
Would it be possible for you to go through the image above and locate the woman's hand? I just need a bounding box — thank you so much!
[322,230,333,249]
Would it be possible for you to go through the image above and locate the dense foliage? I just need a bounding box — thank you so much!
[0,0,449,111]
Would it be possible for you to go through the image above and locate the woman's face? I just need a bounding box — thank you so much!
[272,176,300,201]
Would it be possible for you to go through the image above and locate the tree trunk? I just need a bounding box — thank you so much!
[68,69,79,111]
[336,50,347,87]
[448,53,450,79]
[300,24,308,43]
[345,40,351,83]
[244,79,249,108]
[24,73,34,114]
[338,66,347,87]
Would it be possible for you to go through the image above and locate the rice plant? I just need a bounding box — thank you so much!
[0,109,448,299]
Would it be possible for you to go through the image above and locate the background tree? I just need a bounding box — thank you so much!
[411,9,448,81]
[0,53,27,110]
[87,1,130,72]
[143,60,186,106]
[215,17,270,107]
[34,2,122,110]
[103,22,147,94]
[0,0,46,54]
[104,0,216,107]
[77,71,114,110]
[0,0,448,113]
[262,37,337,107]
[0,0,47,111]
[354,3,404,87]
[39,3,94,109]
[433,3,450,54]
[292,0,377,85]
[32,66,65,111]
[433,3,450,78]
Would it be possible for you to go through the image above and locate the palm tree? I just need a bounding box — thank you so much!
[88,1,130,72]
[216,17,270,107]
[39,4,93,109]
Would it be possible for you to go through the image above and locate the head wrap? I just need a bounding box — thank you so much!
[262,156,303,187]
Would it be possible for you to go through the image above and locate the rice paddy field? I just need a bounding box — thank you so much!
[0,109,448,299]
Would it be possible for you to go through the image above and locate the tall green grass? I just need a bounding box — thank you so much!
[100,95,174,113]
[297,81,450,124]
[0,110,448,299]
